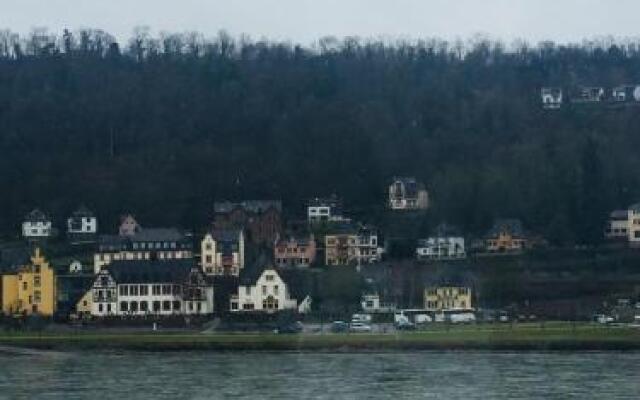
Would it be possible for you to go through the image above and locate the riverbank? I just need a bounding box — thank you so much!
[1,323,640,351]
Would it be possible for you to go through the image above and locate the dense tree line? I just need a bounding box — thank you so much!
[1,28,639,244]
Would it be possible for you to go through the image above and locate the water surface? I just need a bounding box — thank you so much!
[0,351,638,399]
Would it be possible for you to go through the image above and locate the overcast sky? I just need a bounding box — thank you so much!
[1,0,637,45]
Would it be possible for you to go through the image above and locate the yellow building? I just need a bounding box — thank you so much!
[424,286,472,311]
[1,248,57,316]
[485,219,529,253]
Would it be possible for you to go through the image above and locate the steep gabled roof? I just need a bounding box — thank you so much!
[24,209,49,223]
[214,200,282,214]
[486,219,526,239]
[105,259,196,284]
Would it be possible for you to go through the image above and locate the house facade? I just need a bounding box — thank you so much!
[388,177,429,210]
[119,214,141,236]
[361,293,397,313]
[325,226,357,266]
[484,219,529,253]
[353,225,381,264]
[67,206,97,242]
[424,286,473,311]
[274,234,316,268]
[307,196,349,224]
[416,237,466,260]
[200,230,245,276]
[541,87,563,109]
[230,267,311,313]
[90,260,213,317]
[22,209,52,239]
[605,203,640,245]
[1,248,56,316]
[94,228,193,273]
[213,200,282,246]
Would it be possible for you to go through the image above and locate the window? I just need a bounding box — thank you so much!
[245,287,251,295]
[162,285,171,295]
[173,301,181,310]
[274,285,279,295]
[130,301,138,312]
[242,303,254,310]
[153,301,161,312]
[34,291,41,303]
[262,285,267,295]
[34,276,41,287]
[23,282,28,291]
[205,255,212,263]
[266,274,274,281]
[131,285,139,296]
[98,303,103,313]
[153,285,161,295]
[140,301,148,312]
[140,285,148,296]
[231,302,238,310]
[163,301,171,310]
[107,304,112,313]
[120,302,128,312]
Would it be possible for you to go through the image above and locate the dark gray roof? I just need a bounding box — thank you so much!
[433,223,462,237]
[326,223,358,235]
[486,219,525,239]
[24,209,49,223]
[105,259,196,284]
[276,234,313,247]
[70,206,94,218]
[238,257,311,301]
[130,228,188,242]
[610,209,629,220]
[307,195,342,208]
[214,200,282,214]
[628,203,640,213]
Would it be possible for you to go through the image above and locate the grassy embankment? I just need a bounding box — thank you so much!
[0,323,639,351]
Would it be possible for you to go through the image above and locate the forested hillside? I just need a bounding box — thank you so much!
[1,29,640,243]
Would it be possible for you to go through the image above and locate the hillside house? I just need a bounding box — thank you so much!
[22,209,52,239]
[484,219,530,253]
[213,200,282,246]
[229,266,311,313]
[424,286,473,312]
[274,233,316,268]
[67,206,97,243]
[89,260,213,317]
[605,203,640,245]
[388,177,429,210]
[307,195,350,224]
[541,87,563,109]
[200,230,245,276]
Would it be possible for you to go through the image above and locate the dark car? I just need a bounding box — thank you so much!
[331,321,349,333]
[276,321,304,334]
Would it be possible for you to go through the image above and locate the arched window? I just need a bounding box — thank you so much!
[263,296,278,310]
[120,302,128,312]
[130,301,138,312]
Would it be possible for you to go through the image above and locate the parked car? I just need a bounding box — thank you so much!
[276,321,303,334]
[331,321,349,333]
[349,322,372,333]
[594,314,615,324]
[351,313,372,323]
[395,320,416,330]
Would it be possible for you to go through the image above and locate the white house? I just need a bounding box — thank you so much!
[307,195,350,224]
[361,293,397,313]
[200,230,245,276]
[353,225,382,265]
[541,87,562,109]
[67,206,97,242]
[22,209,52,239]
[605,203,640,245]
[416,237,466,260]
[612,85,640,103]
[388,177,429,210]
[230,266,311,314]
[90,260,213,317]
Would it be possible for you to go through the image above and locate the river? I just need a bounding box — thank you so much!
[0,351,638,399]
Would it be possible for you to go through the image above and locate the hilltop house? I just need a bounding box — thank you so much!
[416,224,466,260]
[424,286,473,312]
[484,219,530,253]
[67,206,97,243]
[1,248,56,316]
[229,266,312,313]
[575,86,605,103]
[213,200,282,246]
[200,230,245,276]
[605,203,640,245]
[118,214,141,236]
[612,85,640,103]
[361,293,397,313]
[94,228,193,273]
[388,177,429,210]
[89,260,213,317]
[325,224,382,266]
[541,87,563,109]
[307,195,350,224]
[274,233,316,268]
[22,209,52,239]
